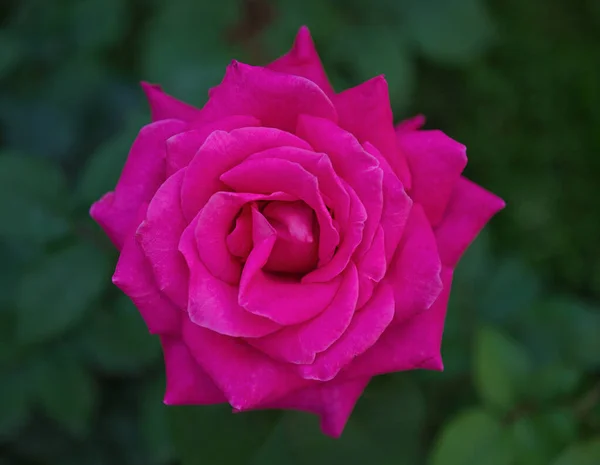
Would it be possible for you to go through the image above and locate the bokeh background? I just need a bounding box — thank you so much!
[1,0,600,463]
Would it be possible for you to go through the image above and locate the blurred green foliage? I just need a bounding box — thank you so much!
[1,0,599,464]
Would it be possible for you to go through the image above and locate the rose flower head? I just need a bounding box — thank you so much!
[91,26,504,437]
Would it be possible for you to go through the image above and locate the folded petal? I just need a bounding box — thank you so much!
[112,205,180,335]
[435,177,505,268]
[248,263,359,364]
[239,207,342,325]
[90,120,187,249]
[226,204,253,259]
[341,267,454,380]
[137,170,189,309]
[182,318,312,410]
[165,115,261,176]
[399,129,467,226]
[161,336,226,405]
[334,76,412,188]
[181,127,311,220]
[298,282,395,381]
[263,376,371,438]
[388,204,443,324]
[199,61,337,132]
[395,114,426,133]
[141,82,204,122]
[267,26,335,97]
[179,215,281,338]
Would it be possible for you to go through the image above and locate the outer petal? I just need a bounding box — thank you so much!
[267,26,335,97]
[137,170,189,309]
[181,127,312,220]
[182,318,312,410]
[333,76,412,188]
[435,177,505,268]
[141,82,204,122]
[395,114,426,133]
[341,267,454,380]
[263,376,371,438]
[179,214,281,338]
[199,61,337,132]
[388,204,443,324]
[165,115,261,176]
[298,282,395,382]
[161,336,226,405]
[399,129,467,226]
[248,263,359,364]
[112,205,180,335]
[90,120,187,249]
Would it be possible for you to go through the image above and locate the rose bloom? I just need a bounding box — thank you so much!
[91,26,504,437]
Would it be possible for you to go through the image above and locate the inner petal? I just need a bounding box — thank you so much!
[263,201,319,274]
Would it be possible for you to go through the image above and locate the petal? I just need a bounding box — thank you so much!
[298,281,395,382]
[182,318,312,410]
[90,119,187,249]
[141,82,204,122]
[263,376,370,438]
[200,61,337,132]
[221,157,339,266]
[395,114,426,133]
[267,26,335,97]
[112,205,180,335]
[435,177,505,267]
[357,225,386,283]
[161,336,226,405]
[165,115,261,176]
[341,267,454,380]
[333,76,412,188]
[248,263,359,364]
[399,129,467,226]
[239,208,343,325]
[179,214,281,338]
[181,127,312,220]
[137,170,189,309]
[226,204,253,259]
[388,204,443,324]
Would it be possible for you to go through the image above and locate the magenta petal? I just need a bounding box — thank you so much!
[267,26,335,97]
[396,114,426,133]
[200,61,337,132]
[239,208,342,325]
[399,129,468,226]
[264,376,370,438]
[248,263,359,364]
[90,120,187,249]
[181,127,311,220]
[389,204,443,324]
[179,216,281,338]
[112,206,180,335]
[298,282,395,381]
[141,82,203,122]
[161,336,226,405]
[333,76,412,188]
[165,115,260,176]
[342,267,453,380]
[137,170,189,309]
[226,204,253,259]
[435,177,505,267]
[182,318,311,410]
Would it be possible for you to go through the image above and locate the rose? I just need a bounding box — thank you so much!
[91,26,504,437]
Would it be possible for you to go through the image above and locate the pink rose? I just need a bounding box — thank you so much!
[91,26,504,437]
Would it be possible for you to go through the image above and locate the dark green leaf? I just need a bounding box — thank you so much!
[524,364,581,404]
[0,31,23,78]
[70,0,129,51]
[474,327,532,411]
[17,241,111,344]
[0,369,32,440]
[552,438,600,465]
[139,374,174,465]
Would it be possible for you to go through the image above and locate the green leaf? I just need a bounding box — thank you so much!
[139,374,174,465]
[552,438,600,465]
[474,327,532,411]
[0,31,23,78]
[0,369,32,440]
[70,0,129,51]
[80,295,161,375]
[0,152,70,243]
[429,408,514,465]
[524,364,581,404]
[405,0,494,65]
[30,346,98,437]
[17,241,111,344]
[169,405,280,465]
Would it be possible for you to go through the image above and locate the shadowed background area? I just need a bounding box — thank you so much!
[1,0,599,464]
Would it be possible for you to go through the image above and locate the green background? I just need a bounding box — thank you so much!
[1,0,599,463]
